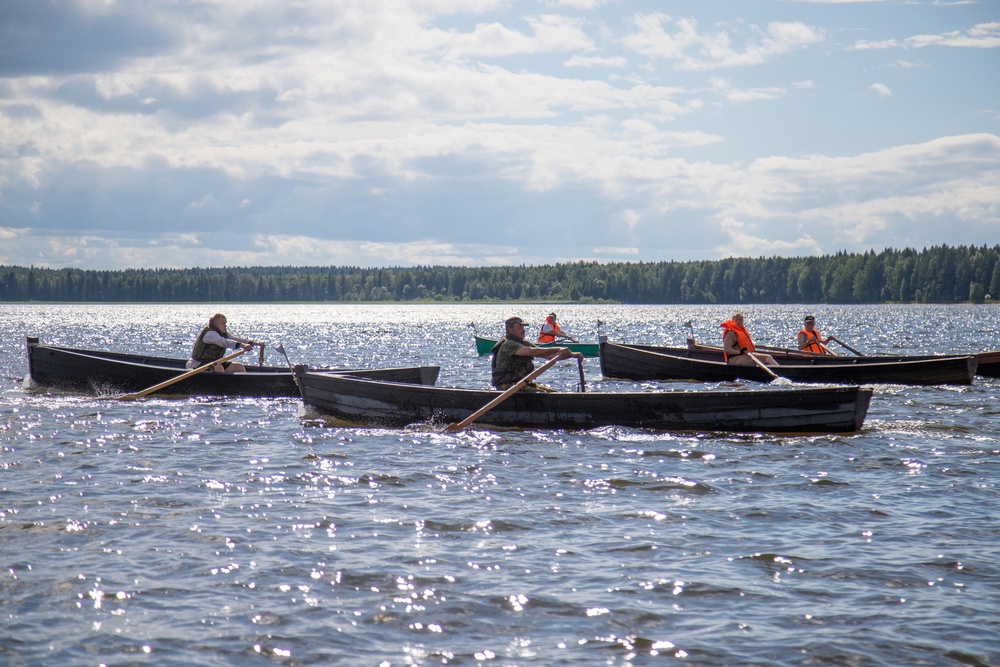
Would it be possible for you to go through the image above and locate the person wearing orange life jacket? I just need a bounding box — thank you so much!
[720,312,777,366]
[537,312,577,344]
[797,314,833,354]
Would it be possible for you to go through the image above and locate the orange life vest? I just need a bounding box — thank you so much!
[720,319,755,361]
[798,328,827,354]
[538,316,562,343]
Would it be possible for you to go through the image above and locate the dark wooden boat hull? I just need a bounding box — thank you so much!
[294,369,873,433]
[600,341,977,385]
[976,351,1000,377]
[676,341,998,379]
[26,338,440,397]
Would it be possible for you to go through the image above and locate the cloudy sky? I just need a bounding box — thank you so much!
[1,0,997,270]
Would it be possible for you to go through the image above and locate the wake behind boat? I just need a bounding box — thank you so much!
[294,367,873,434]
[599,339,978,385]
[26,337,440,397]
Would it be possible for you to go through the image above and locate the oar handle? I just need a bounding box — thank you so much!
[120,347,247,400]
[445,356,562,432]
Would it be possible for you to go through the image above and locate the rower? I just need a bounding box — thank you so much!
[493,316,582,391]
[720,313,777,366]
[797,315,833,354]
[187,313,257,372]
[537,312,577,344]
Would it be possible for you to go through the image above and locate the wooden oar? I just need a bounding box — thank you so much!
[119,348,247,400]
[444,356,562,433]
[257,342,265,367]
[577,357,586,392]
[274,343,299,387]
[829,336,863,356]
[275,343,293,370]
[748,352,781,381]
[817,341,838,356]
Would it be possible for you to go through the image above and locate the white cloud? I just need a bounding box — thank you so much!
[870,82,892,97]
[564,54,628,68]
[852,21,1000,50]
[709,134,1000,257]
[547,0,607,9]
[715,216,824,258]
[447,15,594,58]
[708,77,785,104]
[593,246,639,255]
[623,14,824,70]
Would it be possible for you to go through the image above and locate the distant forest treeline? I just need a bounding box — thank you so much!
[2,245,999,304]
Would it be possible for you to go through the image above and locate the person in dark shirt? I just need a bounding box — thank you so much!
[491,316,583,391]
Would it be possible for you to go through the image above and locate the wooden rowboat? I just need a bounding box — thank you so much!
[25,337,440,397]
[688,338,1000,378]
[974,350,1000,377]
[294,367,873,433]
[599,340,977,385]
[473,335,600,358]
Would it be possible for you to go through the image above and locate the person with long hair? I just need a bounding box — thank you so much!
[187,313,258,372]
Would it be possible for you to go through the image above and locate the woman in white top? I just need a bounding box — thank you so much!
[186,313,257,371]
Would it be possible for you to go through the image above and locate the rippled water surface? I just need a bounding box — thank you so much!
[2,304,998,666]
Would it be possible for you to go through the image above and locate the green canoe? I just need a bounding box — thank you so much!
[473,335,600,358]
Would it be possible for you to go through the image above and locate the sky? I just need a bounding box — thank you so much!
[0,0,998,270]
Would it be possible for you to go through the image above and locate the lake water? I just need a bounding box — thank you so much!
[2,303,998,666]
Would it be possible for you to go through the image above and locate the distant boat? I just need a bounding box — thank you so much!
[294,367,873,434]
[26,337,440,397]
[473,335,600,358]
[599,339,978,385]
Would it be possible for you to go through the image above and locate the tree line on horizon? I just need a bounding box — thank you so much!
[2,244,998,305]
